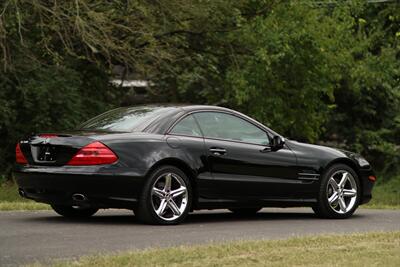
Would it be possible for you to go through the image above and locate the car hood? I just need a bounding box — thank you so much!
[285,139,362,166]
[288,140,355,156]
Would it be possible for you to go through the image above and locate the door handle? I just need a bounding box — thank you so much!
[260,147,272,153]
[209,147,227,156]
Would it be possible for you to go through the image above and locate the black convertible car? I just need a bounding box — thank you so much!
[14,105,376,224]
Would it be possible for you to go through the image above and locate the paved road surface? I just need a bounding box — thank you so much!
[1,208,399,266]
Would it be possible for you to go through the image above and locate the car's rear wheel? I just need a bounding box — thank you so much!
[136,165,191,225]
[229,207,262,215]
[313,164,360,219]
[51,204,98,218]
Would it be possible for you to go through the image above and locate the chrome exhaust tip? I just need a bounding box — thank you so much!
[72,193,87,202]
[18,189,26,198]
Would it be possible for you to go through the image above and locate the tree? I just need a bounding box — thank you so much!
[324,2,400,175]
[0,0,399,177]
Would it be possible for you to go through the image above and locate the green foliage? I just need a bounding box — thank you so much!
[0,0,399,177]
[168,1,400,174]
[325,3,400,174]
[0,62,121,174]
[223,3,339,141]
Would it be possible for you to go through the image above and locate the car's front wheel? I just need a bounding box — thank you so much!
[136,165,191,225]
[313,164,360,219]
[51,204,98,218]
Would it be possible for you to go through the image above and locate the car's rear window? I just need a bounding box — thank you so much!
[78,106,176,132]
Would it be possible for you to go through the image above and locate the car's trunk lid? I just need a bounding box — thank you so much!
[19,131,117,166]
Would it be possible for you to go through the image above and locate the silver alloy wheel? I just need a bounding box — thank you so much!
[150,173,188,221]
[326,170,358,214]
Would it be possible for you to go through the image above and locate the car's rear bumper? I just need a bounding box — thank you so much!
[13,165,146,209]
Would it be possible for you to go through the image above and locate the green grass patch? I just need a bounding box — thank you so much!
[0,180,23,202]
[29,231,400,267]
[0,201,49,211]
[365,174,400,209]
[0,182,50,210]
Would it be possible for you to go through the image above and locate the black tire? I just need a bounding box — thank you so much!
[136,165,192,225]
[229,207,262,216]
[51,204,98,218]
[313,164,361,219]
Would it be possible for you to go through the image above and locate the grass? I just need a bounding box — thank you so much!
[28,231,400,267]
[365,174,400,209]
[0,182,50,210]
[1,174,399,211]
[0,201,49,210]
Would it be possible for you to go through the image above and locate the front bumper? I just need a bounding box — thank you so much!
[13,165,146,209]
[359,167,376,205]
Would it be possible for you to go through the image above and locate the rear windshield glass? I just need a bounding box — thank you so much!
[78,106,176,132]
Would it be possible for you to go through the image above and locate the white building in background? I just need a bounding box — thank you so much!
[110,79,153,88]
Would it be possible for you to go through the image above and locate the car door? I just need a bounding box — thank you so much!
[167,114,219,199]
[193,111,299,200]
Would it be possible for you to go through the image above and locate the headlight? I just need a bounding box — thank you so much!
[356,156,370,167]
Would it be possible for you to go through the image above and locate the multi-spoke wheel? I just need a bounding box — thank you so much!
[326,170,358,214]
[136,165,191,224]
[313,164,360,219]
[151,172,189,221]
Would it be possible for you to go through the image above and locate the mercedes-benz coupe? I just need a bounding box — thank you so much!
[14,105,376,224]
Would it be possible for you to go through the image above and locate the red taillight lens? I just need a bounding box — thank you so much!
[16,143,28,165]
[67,141,118,166]
[39,134,58,138]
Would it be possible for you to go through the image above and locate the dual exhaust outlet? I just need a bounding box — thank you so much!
[18,189,87,203]
[18,189,26,198]
[72,193,87,202]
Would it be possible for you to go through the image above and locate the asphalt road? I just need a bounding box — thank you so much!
[1,208,399,266]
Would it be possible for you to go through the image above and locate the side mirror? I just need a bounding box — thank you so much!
[271,135,285,151]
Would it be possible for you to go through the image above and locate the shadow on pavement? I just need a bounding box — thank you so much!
[22,209,365,226]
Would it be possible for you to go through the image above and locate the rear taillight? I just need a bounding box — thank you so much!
[39,134,58,138]
[67,141,118,166]
[16,143,28,165]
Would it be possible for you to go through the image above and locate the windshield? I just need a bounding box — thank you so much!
[78,106,177,132]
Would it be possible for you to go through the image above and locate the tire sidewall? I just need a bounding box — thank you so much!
[318,164,361,219]
[138,165,192,225]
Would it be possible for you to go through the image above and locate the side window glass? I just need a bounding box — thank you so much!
[170,115,202,137]
[194,112,269,145]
